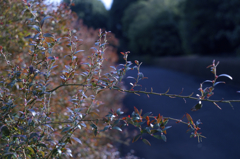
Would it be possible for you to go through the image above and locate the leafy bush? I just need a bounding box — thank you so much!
[122,0,183,56]
[0,0,239,158]
[180,0,240,55]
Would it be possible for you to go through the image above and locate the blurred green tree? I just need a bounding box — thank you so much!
[180,0,240,55]
[108,0,139,38]
[66,0,108,29]
[122,0,183,56]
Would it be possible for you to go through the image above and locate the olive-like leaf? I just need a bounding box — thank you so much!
[132,134,141,143]
[142,139,151,146]
[191,102,203,111]
[142,112,152,118]
[161,134,167,142]
[112,126,122,132]
[36,143,47,148]
[72,137,82,145]
[218,74,233,80]
[30,25,40,32]
[100,125,110,132]
[214,81,225,86]
[43,33,53,37]
[153,135,162,140]
[75,50,84,54]
[40,16,53,28]
[162,126,172,132]
[61,127,72,134]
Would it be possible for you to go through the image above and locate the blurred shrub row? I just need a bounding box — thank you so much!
[68,0,240,56]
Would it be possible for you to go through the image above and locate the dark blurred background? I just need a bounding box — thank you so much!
[64,0,240,58]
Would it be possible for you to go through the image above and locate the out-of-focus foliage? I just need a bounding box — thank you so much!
[0,0,127,158]
[65,0,108,29]
[108,0,139,39]
[108,0,240,57]
[180,0,240,55]
[122,0,183,56]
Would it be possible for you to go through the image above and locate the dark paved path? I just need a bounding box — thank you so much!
[120,66,240,159]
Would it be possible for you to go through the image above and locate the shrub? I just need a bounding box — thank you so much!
[0,0,239,158]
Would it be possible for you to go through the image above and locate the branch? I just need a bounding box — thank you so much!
[116,89,240,103]
[47,83,85,92]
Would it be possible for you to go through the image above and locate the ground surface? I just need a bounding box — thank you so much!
[121,66,240,159]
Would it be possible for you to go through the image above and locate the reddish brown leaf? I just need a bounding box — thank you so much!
[134,106,139,114]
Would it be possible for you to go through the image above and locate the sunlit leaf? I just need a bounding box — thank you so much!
[75,50,84,54]
[186,113,193,123]
[218,74,233,80]
[30,25,40,32]
[40,16,53,28]
[214,81,225,86]
[202,80,212,83]
[27,146,35,155]
[112,126,122,132]
[72,137,82,145]
[162,126,172,132]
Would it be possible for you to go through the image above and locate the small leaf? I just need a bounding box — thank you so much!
[1,126,10,136]
[218,74,233,80]
[142,112,152,118]
[61,127,72,134]
[153,135,162,140]
[145,127,151,134]
[191,101,203,111]
[202,80,213,83]
[94,129,98,136]
[116,108,124,115]
[57,149,62,155]
[40,16,53,28]
[39,151,45,157]
[112,119,120,126]
[75,50,84,54]
[36,144,47,148]
[101,125,110,132]
[90,123,97,129]
[134,106,139,114]
[162,126,172,132]
[43,33,53,37]
[24,35,32,39]
[110,66,116,70]
[186,113,193,123]
[27,146,35,155]
[72,137,82,144]
[132,134,141,143]
[142,139,151,146]
[30,25,40,32]
[112,126,122,132]
[28,109,36,116]
[127,76,135,79]
[161,134,167,142]
[214,81,225,86]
